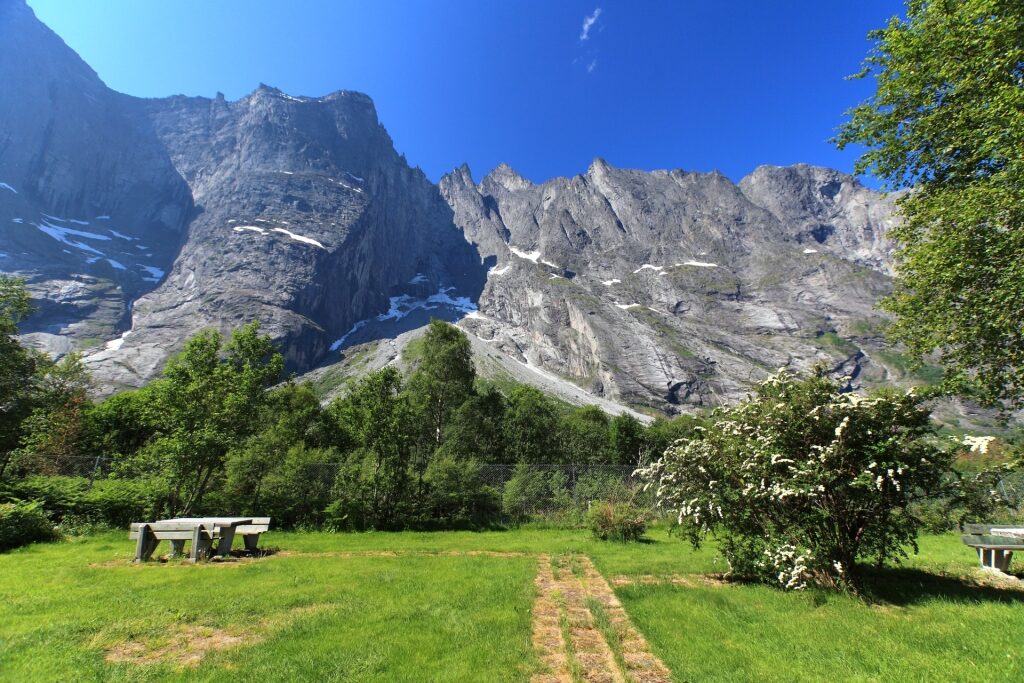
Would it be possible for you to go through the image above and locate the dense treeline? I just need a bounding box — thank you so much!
[0,276,700,530]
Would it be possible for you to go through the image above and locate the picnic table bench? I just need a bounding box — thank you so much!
[129,517,271,562]
[961,524,1024,573]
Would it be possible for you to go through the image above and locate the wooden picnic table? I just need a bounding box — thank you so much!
[129,517,270,563]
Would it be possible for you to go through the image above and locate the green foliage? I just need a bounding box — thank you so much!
[836,0,1024,408]
[0,475,166,528]
[422,454,500,529]
[145,322,285,515]
[641,369,953,590]
[641,414,704,464]
[437,387,507,463]
[9,354,92,477]
[586,501,647,542]
[559,405,612,465]
[326,367,413,530]
[502,462,552,520]
[0,277,42,477]
[406,319,476,447]
[84,387,159,460]
[0,500,58,551]
[503,386,561,463]
[609,413,645,466]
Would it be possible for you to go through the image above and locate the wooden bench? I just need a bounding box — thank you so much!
[961,524,1024,573]
[129,517,271,562]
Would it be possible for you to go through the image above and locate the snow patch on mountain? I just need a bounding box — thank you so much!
[271,227,325,249]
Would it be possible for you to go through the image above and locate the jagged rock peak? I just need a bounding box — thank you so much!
[241,83,375,108]
[586,156,613,175]
[482,162,532,192]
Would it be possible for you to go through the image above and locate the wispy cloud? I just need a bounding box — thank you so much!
[580,7,602,41]
[587,59,597,73]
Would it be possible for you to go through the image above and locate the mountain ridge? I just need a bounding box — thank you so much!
[2,0,937,420]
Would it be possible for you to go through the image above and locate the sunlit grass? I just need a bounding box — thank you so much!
[0,529,1020,681]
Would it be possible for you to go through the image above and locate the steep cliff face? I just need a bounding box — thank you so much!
[84,87,484,388]
[2,0,918,416]
[0,3,483,390]
[0,0,190,354]
[441,160,898,413]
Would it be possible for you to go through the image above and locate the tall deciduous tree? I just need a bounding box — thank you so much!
[0,277,39,476]
[835,0,1024,408]
[406,319,476,445]
[150,322,284,515]
[503,385,561,463]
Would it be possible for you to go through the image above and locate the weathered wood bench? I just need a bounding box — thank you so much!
[129,517,270,562]
[961,524,1024,573]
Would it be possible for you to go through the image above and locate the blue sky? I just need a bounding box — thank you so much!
[28,0,902,186]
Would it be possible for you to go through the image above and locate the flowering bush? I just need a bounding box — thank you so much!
[638,369,952,590]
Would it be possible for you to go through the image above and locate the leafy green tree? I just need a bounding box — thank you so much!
[406,320,476,446]
[11,354,92,476]
[503,385,561,463]
[326,367,413,529]
[559,405,613,465]
[438,386,507,463]
[148,322,284,515]
[642,414,704,464]
[835,0,1024,408]
[85,387,159,462]
[422,453,500,529]
[224,382,337,521]
[501,461,552,520]
[640,370,952,590]
[0,277,40,477]
[609,413,646,467]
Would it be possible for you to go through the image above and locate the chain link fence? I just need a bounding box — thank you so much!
[6,454,1024,516]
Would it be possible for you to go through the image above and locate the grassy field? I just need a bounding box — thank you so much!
[0,528,1022,681]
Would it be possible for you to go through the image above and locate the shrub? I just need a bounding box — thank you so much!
[586,501,647,542]
[501,462,551,521]
[0,500,59,551]
[640,369,952,590]
[0,476,166,528]
[421,455,501,529]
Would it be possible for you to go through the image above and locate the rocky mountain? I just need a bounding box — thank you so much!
[0,0,483,390]
[0,0,190,357]
[440,160,902,413]
[2,0,936,419]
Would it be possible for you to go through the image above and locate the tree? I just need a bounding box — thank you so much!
[85,386,160,463]
[11,354,92,476]
[326,367,413,529]
[149,323,284,515]
[438,386,507,463]
[835,0,1024,409]
[0,277,40,477]
[224,381,337,524]
[609,413,645,466]
[406,319,476,445]
[640,369,952,590]
[503,385,561,463]
[559,405,613,465]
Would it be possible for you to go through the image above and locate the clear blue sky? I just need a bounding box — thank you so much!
[27,0,902,186]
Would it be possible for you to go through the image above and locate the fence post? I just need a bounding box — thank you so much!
[87,454,103,490]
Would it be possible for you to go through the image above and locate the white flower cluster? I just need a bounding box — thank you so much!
[962,435,996,454]
[758,543,813,591]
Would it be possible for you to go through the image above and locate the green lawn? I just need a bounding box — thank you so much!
[0,528,1021,682]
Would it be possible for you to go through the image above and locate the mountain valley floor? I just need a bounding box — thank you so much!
[1,528,1022,681]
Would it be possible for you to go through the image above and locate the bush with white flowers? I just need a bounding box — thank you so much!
[639,369,952,590]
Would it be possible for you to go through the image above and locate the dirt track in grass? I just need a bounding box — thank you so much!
[532,554,672,683]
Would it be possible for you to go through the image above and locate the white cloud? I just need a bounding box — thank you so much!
[587,59,597,73]
[580,7,602,40]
